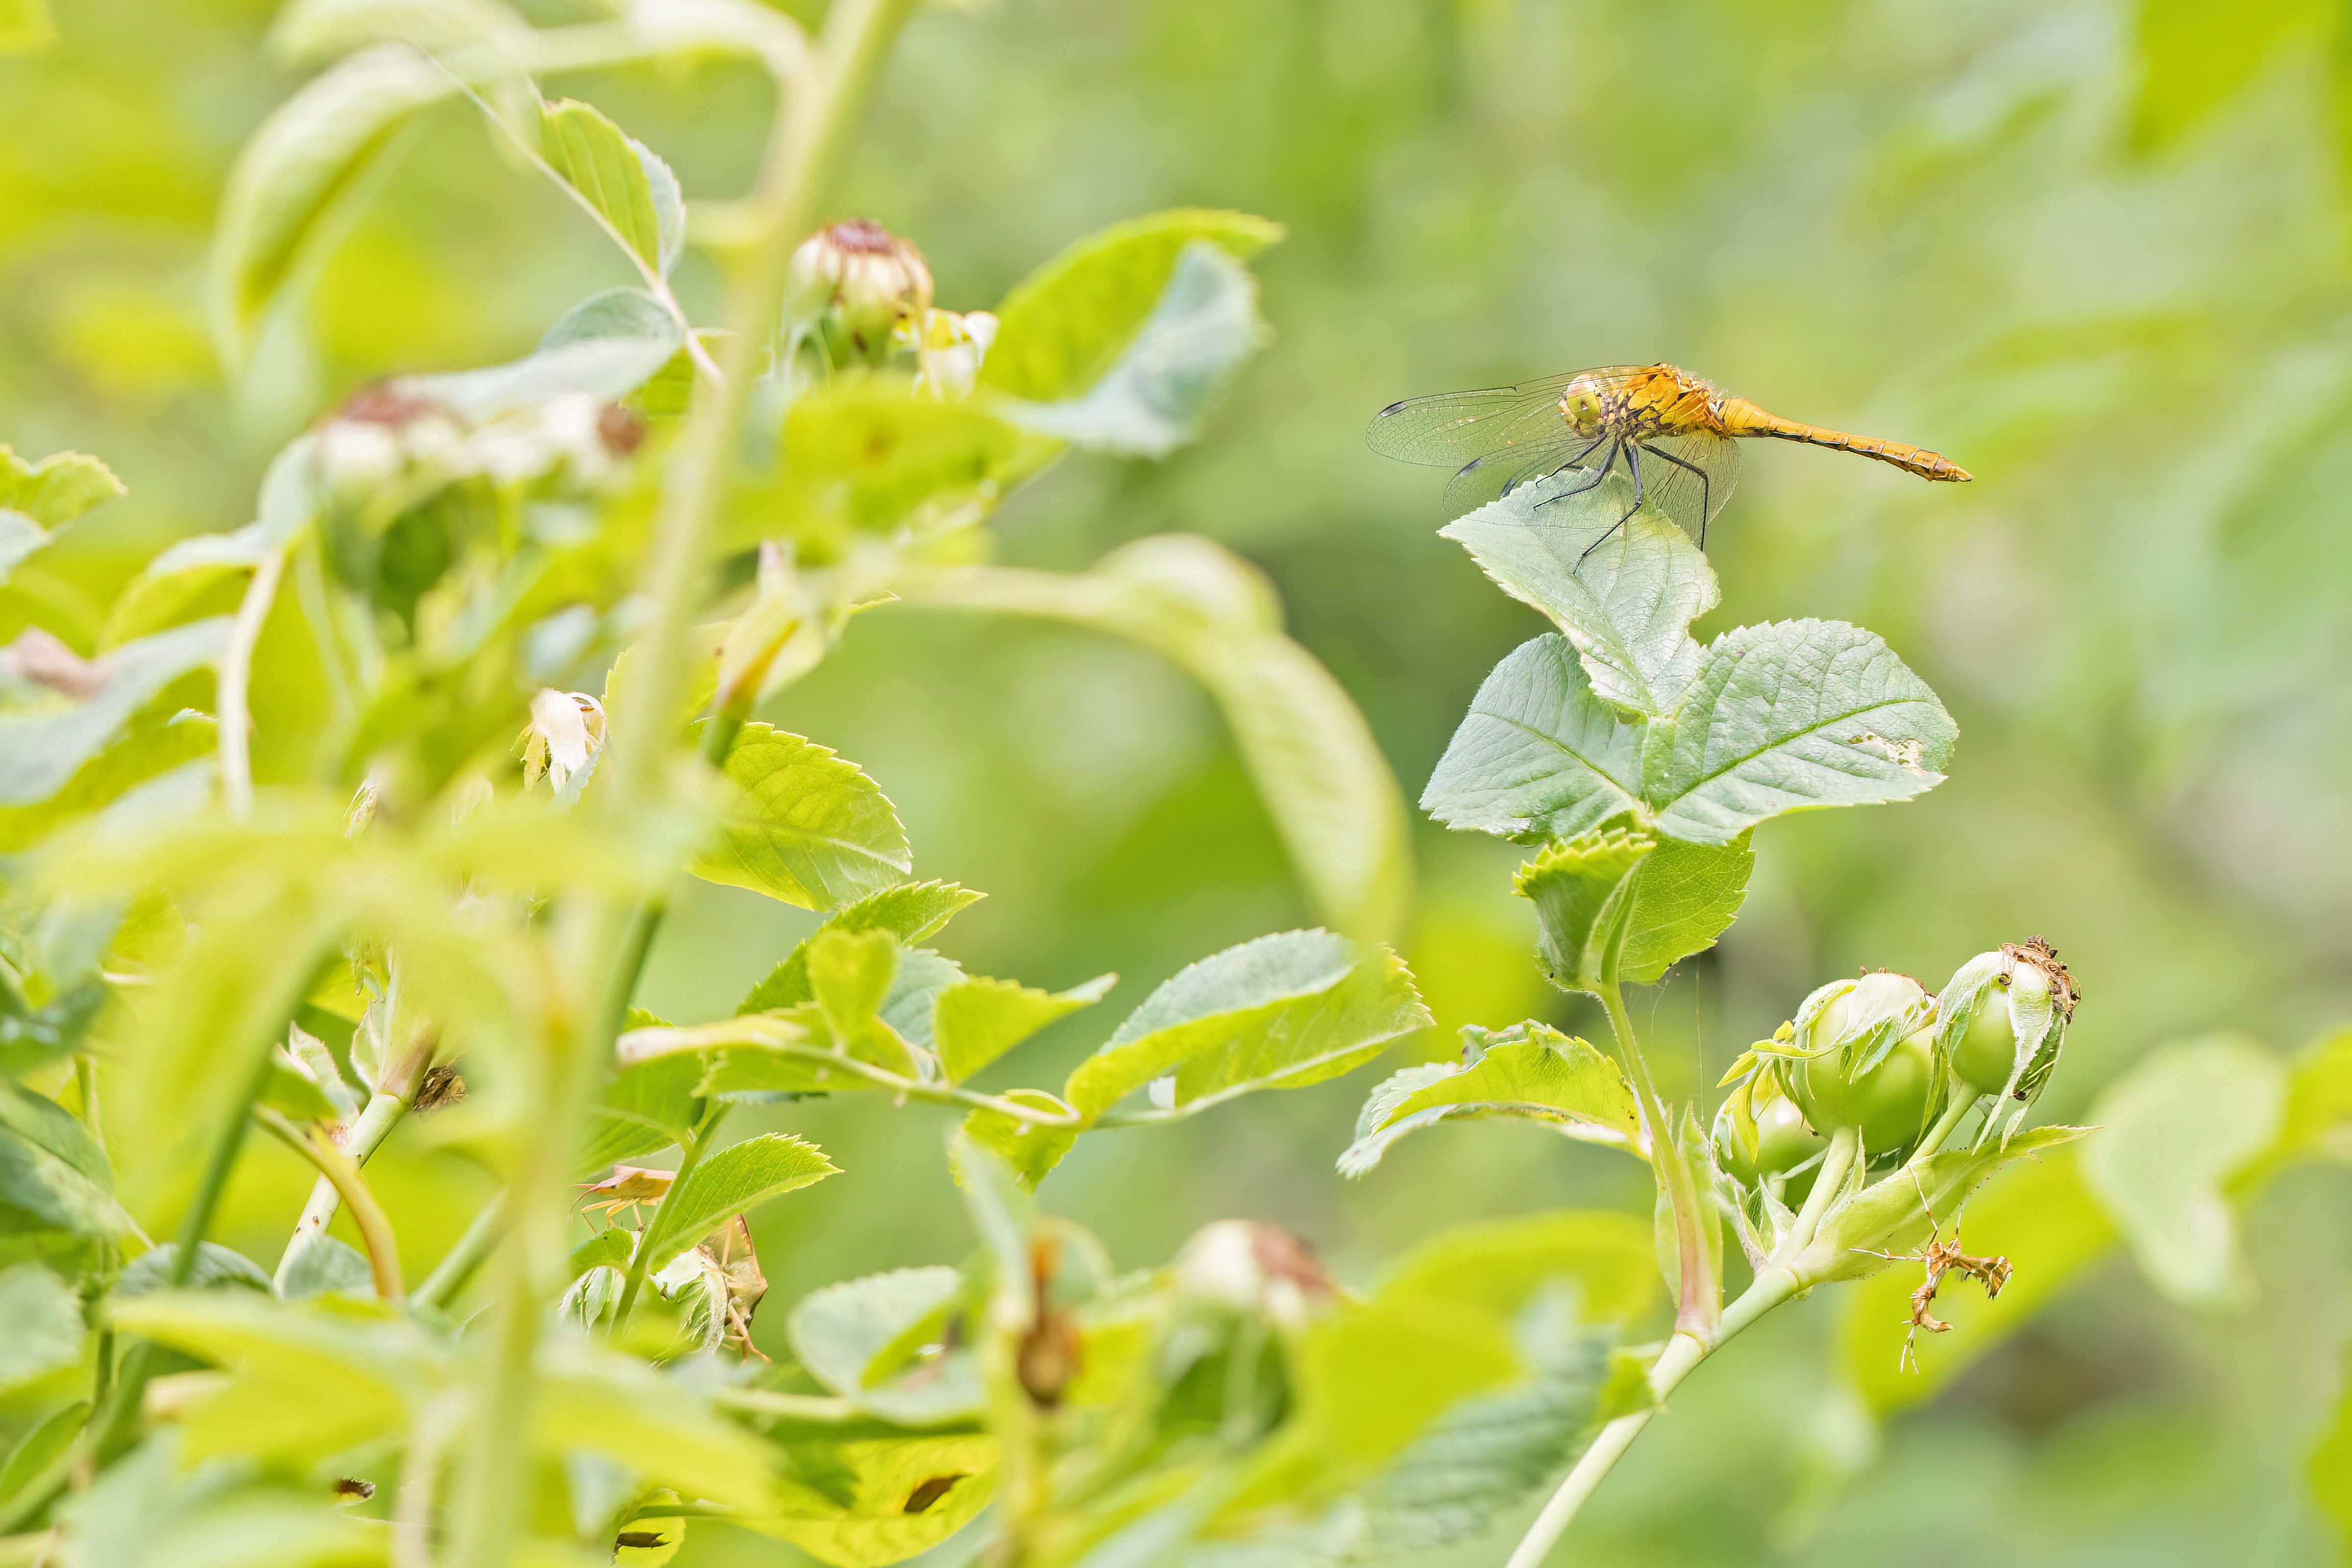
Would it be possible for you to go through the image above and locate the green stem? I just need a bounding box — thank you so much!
[412,1193,505,1312]
[611,1103,729,1328]
[1909,1086,1979,1168]
[1781,1124,1860,1262]
[1598,977,1714,1336]
[1504,1266,1801,1568]
[216,544,286,822]
[274,1025,438,1292]
[252,1107,404,1300]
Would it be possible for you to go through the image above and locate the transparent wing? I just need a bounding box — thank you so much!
[1626,431,1740,539]
[1440,432,1617,517]
[1365,367,1652,467]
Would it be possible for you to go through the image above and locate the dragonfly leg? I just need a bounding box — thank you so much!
[1529,438,1614,509]
[1577,441,1644,564]
[1638,441,1713,546]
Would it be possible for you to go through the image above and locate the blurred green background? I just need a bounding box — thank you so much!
[5,0,2352,1561]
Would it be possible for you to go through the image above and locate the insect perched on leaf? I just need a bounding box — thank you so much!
[1851,1168,2013,1373]
[1366,363,1972,549]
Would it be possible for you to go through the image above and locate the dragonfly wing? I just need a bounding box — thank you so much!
[1627,431,1740,539]
[1440,433,1614,517]
[1365,372,1585,466]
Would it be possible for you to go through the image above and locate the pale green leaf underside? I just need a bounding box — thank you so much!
[1421,634,1642,842]
[1341,1026,1642,1176]
[0,1264,84,1388]
[691,724,911,912]
[1,445,125,530]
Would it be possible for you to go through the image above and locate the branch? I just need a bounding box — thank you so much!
[252,1105,405,1301]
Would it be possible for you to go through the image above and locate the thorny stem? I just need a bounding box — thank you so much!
[216,544,287,822]
[1504,1266,1802,1568]
[252,1106,404,1301]
[451,3,917,1561]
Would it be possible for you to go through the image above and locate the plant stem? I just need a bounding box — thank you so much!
[1782,1125,1860,1261]
[1598,977,1715,1336]
[611,1103,729,1327]
[251,1106,404,1300]
[275,1025,437,1292]
[1909,1087,1978,1168]
[412,1193,505,1312]
[216,544,286,822]
[1504,1266,1802,1568]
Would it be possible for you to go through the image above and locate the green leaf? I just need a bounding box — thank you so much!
[745,1435,999,1568]
[2081,1032,2286,1307]
[0,511,44,586]
[101,528,267,651]
[739,378,1043,554]
[1440,487,1718,716]
[1617,831,1753,984]
[1228,1211,1653,1514]
[738,881,983,1013]
[1001,242,1270,458]
[0,617,228,808]
[960,1089,1082,1192]
[1513,828,1652,995]
[691,724,912,912]
[0,445,125,529]
[2254,1025,2352,1175]
[1341,1023,1642,1176]
[645,1132,838,1271]
[807,928,920,1077]
[404,286,684,422]
[211,42,455,349]
[0,1263,84,1387]
[0,709,216,855]
[0,1080,134,1239]
[270,0,524,67]
[1421,634,1643,843]
[786,1265,982,1423]
[583,1025,705,1173]
[2314,1367,2352,1564]
[60,1432,385,1568]
[0,1399,86,1516]
[0,0,56,53]
[1640,619,1958,846]
[1796,1125,2092,1286]
[539,98,686,278]
[1837,1140,2115,1414]
[936,974,1116,1083]
[1062,931,1427,1119]
[537,1340,776,1509]
[912,539,1413,941]
[979,208,1283,403]
[115,1244,274,1297]
[273,1232,373,1301]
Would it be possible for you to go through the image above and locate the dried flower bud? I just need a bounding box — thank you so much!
[1774,971,1944,1156]
[785,218,934,368]
[1935,937,2077,1141]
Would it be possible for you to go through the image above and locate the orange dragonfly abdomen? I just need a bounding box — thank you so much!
[1717,396,1972,483]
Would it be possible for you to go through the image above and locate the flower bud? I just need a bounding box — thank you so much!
[518,687,606,792]
[1934,937,2077,1137]
[784,219,934,369]
[1776,971,1944,1156]
[914,308,998,398]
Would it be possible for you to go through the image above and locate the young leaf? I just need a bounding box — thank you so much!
[737,881,983,1013]
[0,1263,84,1388]
[960,1089,1082,1192]
[0,1080,136,1239]
[2080,1032,2286,1307]
[644,1133,838,1272]
[1001,241,1270,458]
[1616,831,1753,984]
[1061,931,1424,1119]
[979,208,1283,403]
[0,445,124,529]
[1640,619,1957,845]
[807,928,921,1077]
[404,285,684,421]
[1513,827,1652,995]
[1420,634,1643,842]
[935,973,1115,1083]
[691,724,912,912]
[1440,486,1718,715]
[539,98,686,279]
[1340,1023,1642,1176]
[211,43,455,348]
[0,617,229,807]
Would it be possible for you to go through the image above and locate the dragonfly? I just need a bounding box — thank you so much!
[1366,364,1971,548]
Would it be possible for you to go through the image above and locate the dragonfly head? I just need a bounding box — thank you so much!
[1557,384,1609,436]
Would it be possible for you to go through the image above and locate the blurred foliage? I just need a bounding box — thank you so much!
[3,0,2351,1564]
